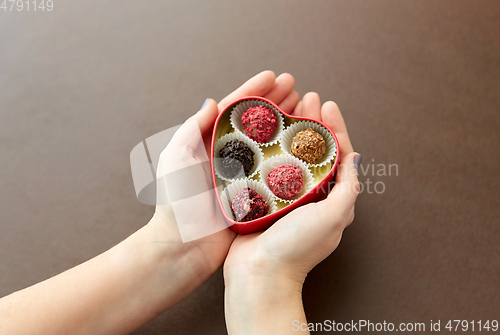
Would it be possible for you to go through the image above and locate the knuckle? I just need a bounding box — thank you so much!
[353,181,361,194]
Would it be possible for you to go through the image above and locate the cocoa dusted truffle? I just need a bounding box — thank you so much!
[290,128,326,164]
[231,187,269,222]
[219,140,254,179]
[267,164,303,199]
[241,105,277,143]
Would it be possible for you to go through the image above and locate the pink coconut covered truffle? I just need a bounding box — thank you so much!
[231,187,270,222]
[241,105,277,143]
[267,164,303,199]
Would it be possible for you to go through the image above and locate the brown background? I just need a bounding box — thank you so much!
[1,1,499,334]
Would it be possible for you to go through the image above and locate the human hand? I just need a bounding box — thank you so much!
[148,70,301,281]
[224,93,361,334]
[0,71,303,335]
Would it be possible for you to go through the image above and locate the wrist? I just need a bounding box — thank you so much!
[224,247,308,289]
[144,211,231,285]
[225,271,306,334]
[141,214,212,279]
[105,216,215,323]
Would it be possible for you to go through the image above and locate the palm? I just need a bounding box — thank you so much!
[225,92,356,278]
[170,71,302,270]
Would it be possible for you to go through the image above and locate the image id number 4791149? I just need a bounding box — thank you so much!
[1,0,53,11]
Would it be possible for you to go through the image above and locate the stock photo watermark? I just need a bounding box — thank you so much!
[355,158,398,195]
[292,319,499,332]
[1,0,53,11]
[309,159,398,196]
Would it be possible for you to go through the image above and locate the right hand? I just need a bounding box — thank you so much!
[224,94,361,333]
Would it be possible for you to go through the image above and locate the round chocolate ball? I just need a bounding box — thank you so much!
[231,187,270,222]
[219,140,255,179]
[241,105,277,143]
[267,164,303,199]
[290,128,326,164]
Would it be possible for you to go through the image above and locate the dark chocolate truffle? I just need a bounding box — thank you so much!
[290,128,326,164]
[241,105,277,143]
[267,164,303,199]
[219,140,255,179]
[231,187,270,222]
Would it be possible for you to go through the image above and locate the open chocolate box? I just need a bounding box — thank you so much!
[210,96,340,234]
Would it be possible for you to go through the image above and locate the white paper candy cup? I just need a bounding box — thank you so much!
[214,133,264,182]
[220,179,277,222]
[259,155,314,204]
[229,99,285,147]
[279,121,337,167]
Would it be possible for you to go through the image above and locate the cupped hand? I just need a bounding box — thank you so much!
[224,92,361,285]
[149,71,300,276]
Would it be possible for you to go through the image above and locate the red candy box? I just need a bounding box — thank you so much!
[211,96,340,234]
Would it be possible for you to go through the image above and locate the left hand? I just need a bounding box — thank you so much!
[149,71,300,279]
[0,71,301,335]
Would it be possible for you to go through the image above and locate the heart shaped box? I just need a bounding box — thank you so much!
[210,96,340,234]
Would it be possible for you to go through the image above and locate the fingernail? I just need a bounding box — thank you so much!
[353,154,362,171]
[201,98,210,110]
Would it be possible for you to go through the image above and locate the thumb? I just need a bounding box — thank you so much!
[317,152,362,217]
[186,98,220,136]
[166,98,219,153]
[158,99,218,173]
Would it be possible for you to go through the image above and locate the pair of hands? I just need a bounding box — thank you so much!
[0,70,359,335]
[219,74,360,333]
[151,71,360,289]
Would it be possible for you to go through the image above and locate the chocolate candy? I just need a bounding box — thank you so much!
[219,140,255,179]
[267,164,303,199]
[241,105,277,143]
[231,187,270,222]
[290,128,326,164]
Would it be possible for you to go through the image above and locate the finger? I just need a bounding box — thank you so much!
[316,152,361,222]
[278,90,300,114]
[263,73,295,105]
[218,70,276,110]
[302,92,322,121]
[185,99,219,136]
[157,119,208,177]
[292,100,304,117]
[321,101,354,157]
[169,99,218,156]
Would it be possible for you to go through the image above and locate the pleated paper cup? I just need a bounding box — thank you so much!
[279,121,337,167]
[220,179,277,222]
[214,133,264,182]
[229,99,284,147]
[259,155,314,204]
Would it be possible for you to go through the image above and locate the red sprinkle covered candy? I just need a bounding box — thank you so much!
[231,187,270,222]
[267,164,303,199]
[241,105,277,143]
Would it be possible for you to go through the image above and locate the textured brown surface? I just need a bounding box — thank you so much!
[1,1,499,334]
